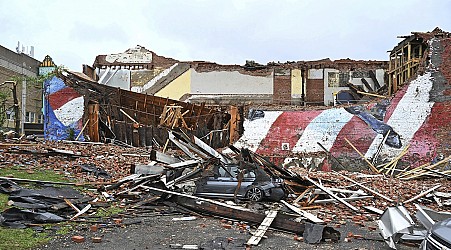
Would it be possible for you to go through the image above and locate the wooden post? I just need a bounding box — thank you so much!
[229,106,238,144]
[88,103,100,142]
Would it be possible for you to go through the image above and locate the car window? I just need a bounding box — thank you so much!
[218,165,240,178]
[218,166,227,177]
[245,170,256,178]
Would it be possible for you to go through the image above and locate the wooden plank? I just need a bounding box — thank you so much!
[404,184,442,204]
[64,198,81,213]
[397,155,451,178]
[293,187,313,203]
[356,91,387,98]
[247,209,279,246]
[281,200,324,224]
[75,119,89,141]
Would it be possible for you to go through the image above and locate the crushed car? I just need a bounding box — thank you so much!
[193,162,285,201]
[421,218,451,250]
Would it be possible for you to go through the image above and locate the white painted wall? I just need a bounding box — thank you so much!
[190,69,273,94]
[308,69,323,79]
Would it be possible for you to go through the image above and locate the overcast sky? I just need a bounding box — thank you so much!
[1,0,450,71]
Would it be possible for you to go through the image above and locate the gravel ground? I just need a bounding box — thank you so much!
[36,212,419,250]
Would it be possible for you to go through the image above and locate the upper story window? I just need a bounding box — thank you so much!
[37,114,44,124]
[6,110,14,121]
[25,111,36,123]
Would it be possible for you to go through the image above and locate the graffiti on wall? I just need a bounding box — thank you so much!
[44,76,84,141]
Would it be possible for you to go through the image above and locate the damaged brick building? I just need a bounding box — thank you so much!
[88,46,388,106]
[42,28,451,170]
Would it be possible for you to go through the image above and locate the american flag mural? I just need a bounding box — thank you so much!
[44,76,85,141]
[233,72,446,168]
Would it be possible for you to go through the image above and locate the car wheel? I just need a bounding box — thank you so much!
[246,187,263,201]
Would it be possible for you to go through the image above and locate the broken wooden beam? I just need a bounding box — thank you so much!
[356,91,388,99]
[369,70,381,89]
[176,196,340,240]
[403,184,442,204]
[361,78,374,93]
[51,196,94,211]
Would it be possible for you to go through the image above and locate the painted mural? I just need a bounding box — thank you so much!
[44,76,85,141]
[233,72,445,168]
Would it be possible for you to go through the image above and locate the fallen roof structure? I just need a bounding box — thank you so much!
[57,71,233,148]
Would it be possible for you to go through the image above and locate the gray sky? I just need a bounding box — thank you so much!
[1,0,450,71]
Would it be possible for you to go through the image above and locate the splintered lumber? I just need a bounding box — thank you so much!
[51,197,94,211]
[398,155,451,179]
[247,209,279,246]
[304,176,358,212]
[64,198,81,213]
[159,105,188,129]
[120,108,138,124]
[281,200,324,223]
[356,91,387,98]
[380,144,410,174]
[344,138,378,173]
[293,187,314,203]
[70,198,98,220]
[403,184,442,204]
[333,172,394,202]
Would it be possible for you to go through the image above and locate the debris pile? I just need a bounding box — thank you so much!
[0,131,450,249]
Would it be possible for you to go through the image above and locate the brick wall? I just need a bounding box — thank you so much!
[305,79,324,104]
[273,69,291,104]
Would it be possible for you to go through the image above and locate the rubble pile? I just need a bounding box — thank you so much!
[0,132,450,249]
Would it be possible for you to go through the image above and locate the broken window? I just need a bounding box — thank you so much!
[328,72,350,87]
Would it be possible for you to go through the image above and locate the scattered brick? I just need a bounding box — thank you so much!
[71,235,85,243]
[91,237,102,243]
